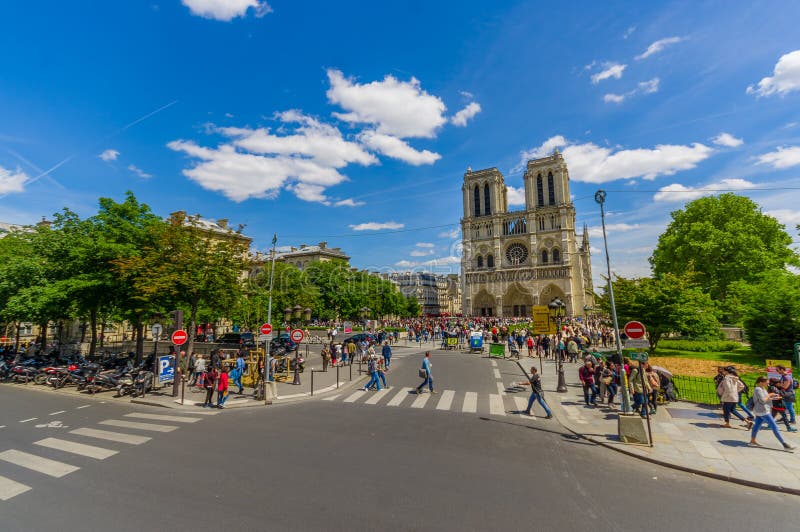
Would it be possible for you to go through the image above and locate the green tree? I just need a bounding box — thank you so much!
[404,294,421,317]
[739,270,800,358]
[650,194,797,306]
[601,273,720,353]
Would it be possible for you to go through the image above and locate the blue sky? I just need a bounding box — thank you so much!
[2,1,800,285]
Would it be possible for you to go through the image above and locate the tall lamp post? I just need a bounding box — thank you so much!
[263,234,277,405]
[548,297,568,393]
[594,190,631,413]
[360,307,371,332]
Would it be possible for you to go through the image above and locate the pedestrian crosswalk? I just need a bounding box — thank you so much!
[323,387,543,418]
[0,408,215,502]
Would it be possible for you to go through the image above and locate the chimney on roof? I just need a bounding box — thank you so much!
[217,218,228,229]
[318,241,327,249]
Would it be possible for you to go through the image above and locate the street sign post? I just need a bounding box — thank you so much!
[151,323,163,340]
[171,330,188,346]
[290,329,305,343]
[623,321,646,339]
[489,343,505,358]
[629,351,649,362]
[531,306,556,335]
[260,323,273,336]
[158,355,175,383]
[624,338,651,350]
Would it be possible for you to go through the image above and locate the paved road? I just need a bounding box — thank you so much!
[0,351,797,531]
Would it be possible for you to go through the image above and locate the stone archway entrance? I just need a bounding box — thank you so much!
[472,290,496,317]
[503,283,534,317]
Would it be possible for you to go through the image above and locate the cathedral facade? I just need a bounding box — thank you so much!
[460,151,594,317]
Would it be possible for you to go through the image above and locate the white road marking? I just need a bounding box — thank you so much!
[462,392,478,413]
[387,387,413,407]
[99,420,177,433]
[490,360,497,368]
[493,368,501,379]
[182,410,218,415]
[0,449,79,478]
[49,411,66,416]
[343,390,365,403]
[365,388,391,405]
[496,381,506,396]
[514,396,532,418]
[0,425,6,429]
[125,413,201,423]
[19,418,37,423]
[436,390,455,411]
[277,392,310,399]
[34,438,118,460]
[322,394,341,401]
[76,405,91,410]
[0,475,31,500]
[69,428,151,445]
[489,394,506,416]
[410,392,430,409]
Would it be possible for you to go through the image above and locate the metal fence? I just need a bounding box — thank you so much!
[672,374,798,406]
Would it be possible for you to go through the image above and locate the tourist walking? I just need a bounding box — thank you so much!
[192,354,206,386]
[645,363,661,415]
[234,353,245,394]
[768,379,797,432]
[749,376,796,451]
[717,367,752,428]
[202,365,217,408]
[519,367,553,418]
[381,341,392,369]
[217,367,229,408]
[362,356,382,391]
[416,351,436,394]
[776,366,796,425]
[526,336,534,357]
[629,362,650,418]
[578,360,598,406]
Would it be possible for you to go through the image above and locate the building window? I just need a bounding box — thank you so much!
[552,248,560,263]
[505,243,528,266]
[541,250,549,264]
[477,255,483,269]
[548,172,556,205]
[473,185,481,216]
[487,254,494,268]
[538,216,545,231]
[536,174,544,206]
[484,183,491,215]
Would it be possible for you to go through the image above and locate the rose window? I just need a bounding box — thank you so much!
[505,243,528,265]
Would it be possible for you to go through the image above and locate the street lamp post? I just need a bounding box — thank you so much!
[548,298,568,393]
[360,307,370,332]
[263,234,277,405]
[594,190,631,413]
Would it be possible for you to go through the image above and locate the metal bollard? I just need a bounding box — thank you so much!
[336,364,340,388]
[311,369,314,396]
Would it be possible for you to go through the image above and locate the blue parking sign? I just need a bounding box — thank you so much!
[158,355,175,383]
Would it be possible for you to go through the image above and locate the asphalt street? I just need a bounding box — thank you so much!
[1,347,798,531]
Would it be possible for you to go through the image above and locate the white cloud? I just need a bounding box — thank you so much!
[747,49,800,97]
[756,146,800,169]
[333,198,365,207]
[623,26,636,39]
[410,248,434,257]
[349,221,404,231]
[588,223,641,238]
[591,63,627,84]
[99,149,119,161]
[451,102,481,126]
[395,255,461,269]
[766,209,800,227]
[602,78,659,104]
[326,69,447,138]
[712,132,744,147]
[635,36,683,60]
[127,164,152,179]
[287,183,329,204]
[182,0,272,21]
[438,228,460,239]
[395,260,417,268]
[512,135,567,172]
[0,165,28,194]
[224,112,234,118]
[653,178,756,202]
[415,242,435,248]
[506,185,526,206]
[459,90,474,99]
[516,135,713,184]
[357,130,440,165]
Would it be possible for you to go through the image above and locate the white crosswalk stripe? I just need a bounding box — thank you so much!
[0,475,31,500]
[387,387,413,406]
[69,427,151,445]
[322,394,342,401]
[462,392,478,413]
[343,390,365,403]
[410,392,430,408]
[513,396,531,418]
[99,419,178,432]
[124,413,201,423]
[0,450,79,478]
[489,394,506,416]
[365,388,391,405]
[34,438,117,460]
[436,390,455,410]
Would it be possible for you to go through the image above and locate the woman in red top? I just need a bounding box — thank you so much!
[217,367,229,409]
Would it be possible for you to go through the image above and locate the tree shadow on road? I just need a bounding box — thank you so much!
[478,416,594,446]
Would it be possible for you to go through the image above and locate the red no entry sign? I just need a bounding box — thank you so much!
[171,329,188,345]
[623,321,646,339]
[290,329,305,343]
[260,323,273,335]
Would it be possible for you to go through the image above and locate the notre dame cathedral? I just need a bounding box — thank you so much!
[460,150,594,317]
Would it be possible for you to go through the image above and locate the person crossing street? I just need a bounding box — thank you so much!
[518,366,553,418]
[416,351,437,394]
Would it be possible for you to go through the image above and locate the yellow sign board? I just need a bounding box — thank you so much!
[531,306,556,335]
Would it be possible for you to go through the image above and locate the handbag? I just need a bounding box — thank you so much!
[418,368,427,378]
[745,395,755,411]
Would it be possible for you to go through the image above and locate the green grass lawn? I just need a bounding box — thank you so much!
[652,346,767,370]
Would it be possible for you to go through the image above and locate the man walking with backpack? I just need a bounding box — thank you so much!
[416,351,436,394]
[776,366,797,425]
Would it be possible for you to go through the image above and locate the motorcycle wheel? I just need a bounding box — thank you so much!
[34,373,47,385]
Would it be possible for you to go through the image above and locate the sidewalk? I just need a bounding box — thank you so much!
[517,357,800,495]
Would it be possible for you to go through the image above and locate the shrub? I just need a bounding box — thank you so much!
[658,339,740,352]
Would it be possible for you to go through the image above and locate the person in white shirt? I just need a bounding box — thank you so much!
[749,376,796,451]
